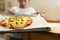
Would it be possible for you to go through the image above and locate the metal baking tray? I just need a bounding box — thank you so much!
[0,14,51,33]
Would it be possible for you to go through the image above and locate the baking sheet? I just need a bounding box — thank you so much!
[0,14,50,31]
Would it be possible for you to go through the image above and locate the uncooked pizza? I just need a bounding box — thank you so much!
[0,16,32,29]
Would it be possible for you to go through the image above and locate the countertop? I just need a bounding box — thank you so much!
[48,22,60,34]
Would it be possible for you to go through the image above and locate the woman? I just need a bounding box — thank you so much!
[9,0,36,40]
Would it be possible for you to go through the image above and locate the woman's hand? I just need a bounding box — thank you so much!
[40,12,46,19]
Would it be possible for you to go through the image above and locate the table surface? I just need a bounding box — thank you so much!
[48,23,60,34]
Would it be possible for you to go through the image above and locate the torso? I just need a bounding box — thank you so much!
[10,7,36,16]
[9,6,36,38]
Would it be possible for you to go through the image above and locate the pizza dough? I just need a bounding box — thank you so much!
[0,16,32,29]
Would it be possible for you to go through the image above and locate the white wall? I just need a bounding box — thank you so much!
[5,0,60,20]
[29,0,60,20]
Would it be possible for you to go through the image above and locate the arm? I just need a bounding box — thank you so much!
[7,10,15,15]
[7,11,14,15]
[7,7,15,15]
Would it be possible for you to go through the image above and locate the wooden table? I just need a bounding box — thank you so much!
[48,23,60,34]
[23,23,60,40]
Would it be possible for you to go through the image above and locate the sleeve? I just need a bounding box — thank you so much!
[31,7,36,13]
[10,7,16,13]
[30,7,37,16]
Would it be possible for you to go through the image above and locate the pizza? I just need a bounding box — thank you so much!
[0,16,32,29]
